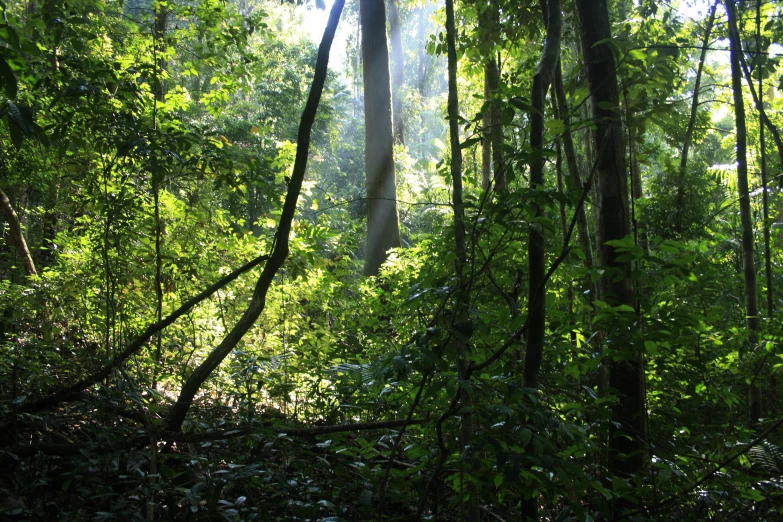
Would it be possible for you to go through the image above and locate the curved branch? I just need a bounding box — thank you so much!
[166,0,346,432]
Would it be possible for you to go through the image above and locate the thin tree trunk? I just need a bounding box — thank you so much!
[731,26,783,170]
[0,188,37,277]
[445,0,476,519]
[154,2,168,103]
[417,5,429,95]
[152,2,167,389]
[361,0,402,276]
[39,179,59,267]
[388,0,405,146]
[481,70,492,190]
[725,0,761,427]
[553,62,594,276]
[167,0,345,432]
[625,108,646,252]
[487,55,504,190]
[524,0,561,389]
[521,1,560,518]
[675,2,716,234]
[757,0,773,317]
[576,0,644,492]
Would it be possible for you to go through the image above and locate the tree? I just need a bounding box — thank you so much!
[575,0,645,488]
[388,0,405,146]
[0,188,36,277]
[675,2,717,234]
[360,0,402,276]
[724,0,761,426]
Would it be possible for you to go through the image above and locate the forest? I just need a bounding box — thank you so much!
[1,0,782,519]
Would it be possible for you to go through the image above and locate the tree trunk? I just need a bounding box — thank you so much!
[626,110,646,251]
[167,0,345,432]
[487,55,504,190]
[725,0,761,426]
[524,0,561,390]
[675,2,716,234]
[756,0,773,318]
[154,2,168,103]
[478,2,504,191]
[575,0,644,489]
[552,62,594,277]
[445,0,477,519]
[521,1,560,518]
[388,0,405,146]
[0,188,37,277]
[361,0,402,276]
[481,70,491,190]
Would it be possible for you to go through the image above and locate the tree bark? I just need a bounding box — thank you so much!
[487,55,504,190]
[361,0,402,276]
[524,0,561,390]
[521,2,560,518]
[0,188,37,277]
[725,0,761,427]
[481,70,492,190]
[153,1,168,103]
[167,0,345,431]
[675,2,717,234]
[575,0,644,487]
[388,0,405,146]
[445,0,477,519]
[756,0,773,318]
[553,63,594,277]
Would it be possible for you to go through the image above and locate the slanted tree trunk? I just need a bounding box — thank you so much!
[675,2,717,234]
[725,0,761,427]
[388,0,405,146]
[575,0,644,491]
[167,0,345,432]
[0,188,37,277]
[361,0,402,276]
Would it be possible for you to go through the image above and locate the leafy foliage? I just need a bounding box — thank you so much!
[1,0,783,521]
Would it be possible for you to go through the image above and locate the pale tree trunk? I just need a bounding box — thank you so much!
[388,0,405,146]
[445,0,476,519]
[167,0,345,431]
[521,0,560,518]
[361,0,402,276]
[417,5,430,95]
[0,188,37,277]
[575,0,645,497]
[725,0,761,427]
[675,2,716,234]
